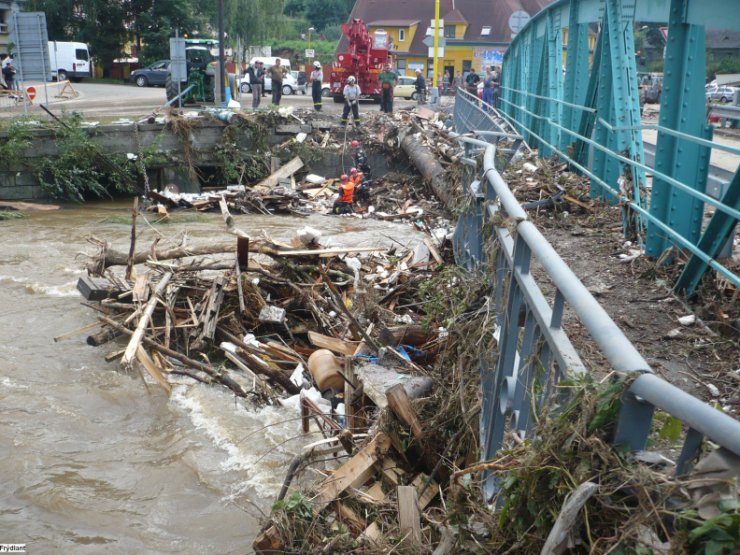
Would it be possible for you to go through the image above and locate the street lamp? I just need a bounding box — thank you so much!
[308,26,315,66]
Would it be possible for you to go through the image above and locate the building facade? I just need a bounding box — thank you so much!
[344,0,552,79]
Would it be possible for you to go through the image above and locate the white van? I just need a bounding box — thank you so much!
[48,41,91,82]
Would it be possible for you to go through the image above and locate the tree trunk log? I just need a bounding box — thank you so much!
[400,132,455,208]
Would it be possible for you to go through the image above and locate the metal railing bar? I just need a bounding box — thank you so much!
[486,109,740,288]
[629,374,740,456]
[597,117,740,157]
[500,85,598,113]
[500,97,740,221]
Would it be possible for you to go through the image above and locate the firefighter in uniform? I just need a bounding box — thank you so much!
[341,76,361,128]
[310,61,323,111]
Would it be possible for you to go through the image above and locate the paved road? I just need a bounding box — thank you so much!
[0,81,421,119]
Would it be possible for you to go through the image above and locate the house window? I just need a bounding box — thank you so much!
[399,29,405,42]
[444,25,456,38]
[397,58,406,71]
[481,26,491,36]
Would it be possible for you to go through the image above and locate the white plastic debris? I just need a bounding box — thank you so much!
[243,333,260,347]
[295,132,307,143]
[523,162,538,172]
[227,99,241,109]
[706,383,720,398]
[678,314,696,326]
[345,257,362,287]
[126,152,137,160]
[290,364,307,388]
[259,305,286,324]
[665,328,682,339]
[412,243,431,265]
[296,226,322,246]
[219,341,237,354]
[304,174,326,185]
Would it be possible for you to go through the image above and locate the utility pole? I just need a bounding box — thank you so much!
[218,0,226,104]
[432,0,440,104]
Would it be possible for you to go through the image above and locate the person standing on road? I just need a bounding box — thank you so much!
[341,75,361,128]
[482,66,495,109]
[465,68,480,96]
[442,70,451,96]
[310,61,323,111]
[247,61,265,109]
[414,69,426,104]
[378,63,397,113]
[2,60,17,96]
[270,58,287,106]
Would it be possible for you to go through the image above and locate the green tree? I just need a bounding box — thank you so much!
[283,0,304,17]
[304,0,351,31]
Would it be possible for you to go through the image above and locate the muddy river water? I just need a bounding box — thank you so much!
[0,202,424,553]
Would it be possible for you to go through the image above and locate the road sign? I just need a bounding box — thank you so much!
[508,10,530,34]
[422,36,446,48]
[26,86,36,100]
[428,47,445,58]
[169,38,187,82]
[305,48,315,58]
[9,12,51,82]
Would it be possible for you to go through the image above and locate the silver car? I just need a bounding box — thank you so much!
[706,85,737,103]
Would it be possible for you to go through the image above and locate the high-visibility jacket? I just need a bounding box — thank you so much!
[349,173,363,187]
[338,181,355,203]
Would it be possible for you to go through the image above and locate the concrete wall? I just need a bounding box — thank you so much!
[0,118,412,200]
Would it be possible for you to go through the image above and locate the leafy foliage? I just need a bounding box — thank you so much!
[35,114,135,201]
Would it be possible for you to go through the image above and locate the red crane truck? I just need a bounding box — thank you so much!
[330,19,390,103]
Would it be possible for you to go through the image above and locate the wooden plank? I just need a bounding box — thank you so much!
[53,321,101,342]
[335,502,364,534]
[423,237,444,265]
[313,432,391,515]
[308,331,359,356]
[135,345,172,394]
[380,457,403,488]
[132,274,150,303]
[255,156,304,189]
[386,384,424,440]
[253,525,283,554]
[397,486,421,544]
[236,236,250,271]
[359,521,382,544]
[410,474,439,510]
[121,272,172,368]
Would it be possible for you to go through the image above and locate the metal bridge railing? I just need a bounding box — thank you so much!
[451,90,740,501]
[496,0,739,297]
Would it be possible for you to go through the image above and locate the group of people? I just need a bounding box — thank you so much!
[244,58,289,109]
[332,140,372,215]
[464,65,501,109]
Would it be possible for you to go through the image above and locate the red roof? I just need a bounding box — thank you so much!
[340,0,553,57]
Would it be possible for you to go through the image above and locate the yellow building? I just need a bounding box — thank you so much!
[345,0,553,81]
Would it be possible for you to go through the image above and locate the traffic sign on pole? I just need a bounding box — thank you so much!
[305,48,315,58]
[26,86,36,101]
[422,36,446,48]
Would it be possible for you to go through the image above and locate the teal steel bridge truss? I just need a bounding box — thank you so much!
[498,0,739,295]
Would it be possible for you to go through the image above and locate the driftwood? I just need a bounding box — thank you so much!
[121,272,172,368]
[400,131,454,208]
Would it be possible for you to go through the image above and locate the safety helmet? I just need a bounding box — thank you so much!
[350,167,358,174]
[340,174,348,181]
[351,140,360,148]
[415,69,422,74]
[348,76,356,84]
[313,61,321,68]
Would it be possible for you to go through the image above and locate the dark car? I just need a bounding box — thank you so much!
[129,60,170,87]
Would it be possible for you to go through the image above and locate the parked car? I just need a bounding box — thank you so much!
[130,60,171,87]
[706,85,737,103]
[239,71,299,95]
[394,76,418,99]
